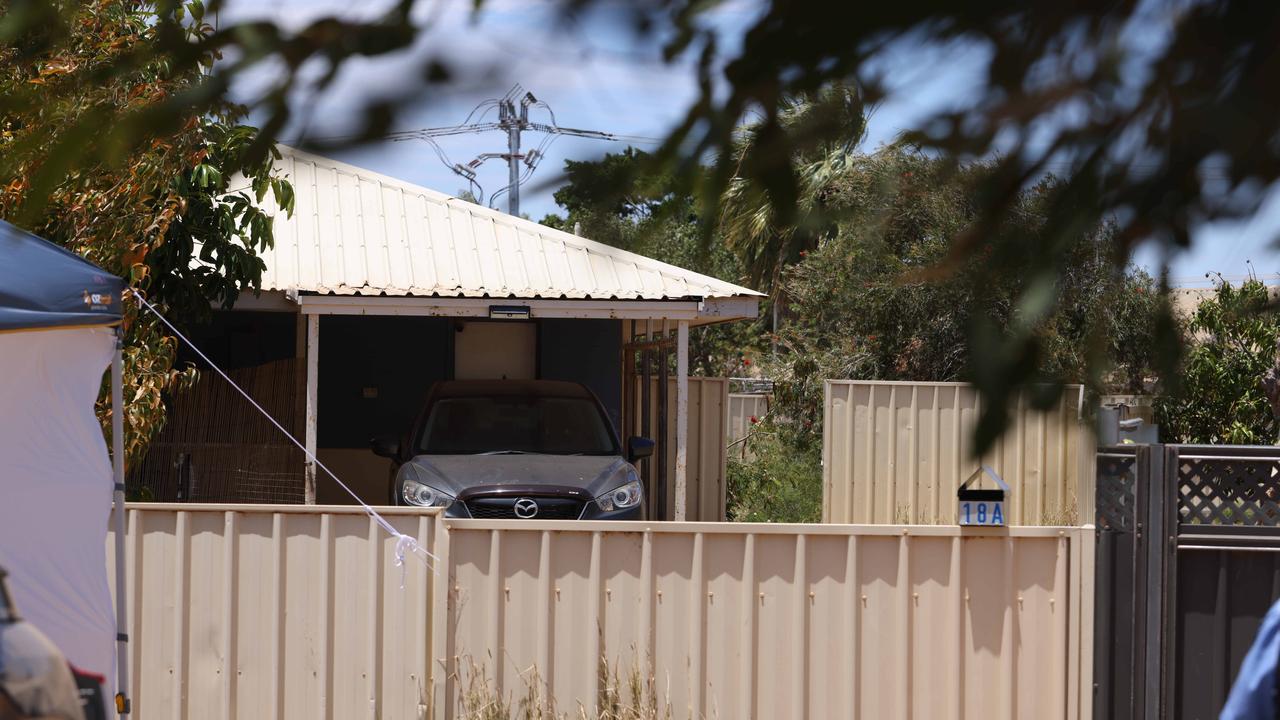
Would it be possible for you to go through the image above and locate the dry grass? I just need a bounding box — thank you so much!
[592,655,670,720]
[1041,499,1079,526]
[452,655,672,720]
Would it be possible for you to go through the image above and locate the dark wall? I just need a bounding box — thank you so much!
[319,315,452,448]
[183,310,297,370]
[195,312,618,449]
[538,318,622,434]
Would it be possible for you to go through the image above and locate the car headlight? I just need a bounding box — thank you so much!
[400,464,455,508]
[596,477,643,512]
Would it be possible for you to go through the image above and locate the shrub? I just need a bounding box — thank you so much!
[1156,276,1280,444]
[726,423,823,523]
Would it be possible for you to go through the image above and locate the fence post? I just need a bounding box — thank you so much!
[1138,444,1166,720]
[1158,445,1181,719]
[430,518,452,720]
[1073,525,1097,720]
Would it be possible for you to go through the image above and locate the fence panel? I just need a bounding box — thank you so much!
[1091,444,1280,720]
[629,377,728,521]
[128,359,305,503]
[1168,446,1280,719]
[1092,446,1145,720]
[726,393,770,460]
[824,380,1094,525]
[438,519,1094,720]
[107,504,440,720]
[112,506,1092,719]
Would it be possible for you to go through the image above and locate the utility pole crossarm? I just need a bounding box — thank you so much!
[391,84,651,217]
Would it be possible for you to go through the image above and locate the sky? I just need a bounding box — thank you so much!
[219,0,1278,288]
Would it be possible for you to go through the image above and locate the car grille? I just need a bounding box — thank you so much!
[465,496,585,520]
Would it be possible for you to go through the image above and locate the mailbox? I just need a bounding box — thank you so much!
[957,466,1009,527]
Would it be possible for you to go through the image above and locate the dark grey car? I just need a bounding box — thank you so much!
[373,380,653,520]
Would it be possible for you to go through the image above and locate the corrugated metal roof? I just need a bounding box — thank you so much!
[245,146,763,301]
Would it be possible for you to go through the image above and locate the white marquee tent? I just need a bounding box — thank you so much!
[0,220,127,718]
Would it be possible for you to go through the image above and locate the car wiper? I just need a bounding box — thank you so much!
[476,449,533,456]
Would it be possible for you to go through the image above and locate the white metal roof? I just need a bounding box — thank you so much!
[243,146,763,302]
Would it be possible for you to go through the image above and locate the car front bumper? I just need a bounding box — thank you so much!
[441,499,643,521]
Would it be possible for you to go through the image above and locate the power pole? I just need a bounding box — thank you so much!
[383,85,657,216]
[500,97,525,216]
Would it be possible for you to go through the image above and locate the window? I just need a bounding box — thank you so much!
[418,396,617,455]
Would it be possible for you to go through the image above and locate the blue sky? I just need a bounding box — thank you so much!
[221,0,1277,288]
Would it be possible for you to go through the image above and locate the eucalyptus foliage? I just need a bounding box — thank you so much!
[769,148,1164,441]
[0,0,292,465]
[1156,278,1280,445]
[726,420,823,524]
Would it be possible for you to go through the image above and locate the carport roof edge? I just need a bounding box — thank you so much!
[235,146,764,308]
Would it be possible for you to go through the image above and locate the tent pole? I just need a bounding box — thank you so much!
[111,329,130,716]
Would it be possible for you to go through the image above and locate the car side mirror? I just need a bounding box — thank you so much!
[627,436,655,463]
[370,435,400,459]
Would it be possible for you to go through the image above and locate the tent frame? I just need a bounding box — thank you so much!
[111,328,130,717]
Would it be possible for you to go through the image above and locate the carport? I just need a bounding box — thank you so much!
[139,147,760,519]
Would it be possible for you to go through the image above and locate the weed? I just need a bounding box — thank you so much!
[451,655,671,720]
[726,422,823,523]
[1041,500,1079,526]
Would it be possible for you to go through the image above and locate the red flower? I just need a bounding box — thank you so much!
[868,335,877,341]
[743,358,751,366]
[749,416,759,424]
[799,250,807,257]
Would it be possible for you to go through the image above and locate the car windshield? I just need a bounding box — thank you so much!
[417,395,618,455]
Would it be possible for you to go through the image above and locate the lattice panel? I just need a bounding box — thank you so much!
[1097,453,1138,532]
[1179,457,1280,526]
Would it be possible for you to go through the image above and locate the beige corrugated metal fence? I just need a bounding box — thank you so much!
[111,504,1094,720]
[726,393,770,460]
[440,520,1094,720]
[108,505,440,720]
[630,377,728,521]
[823,381,1095,525]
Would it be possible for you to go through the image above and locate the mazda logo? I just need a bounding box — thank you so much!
[513,498,539,519]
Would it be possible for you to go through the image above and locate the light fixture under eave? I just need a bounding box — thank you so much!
[489,304,531,320]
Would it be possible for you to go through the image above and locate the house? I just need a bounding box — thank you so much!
[130,146,762,520]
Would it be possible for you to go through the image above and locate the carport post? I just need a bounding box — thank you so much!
[674,320,689,521]
[304,314,319,504]
[111,330,130,716]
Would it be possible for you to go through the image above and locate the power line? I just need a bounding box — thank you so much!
[386,84,662,215]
